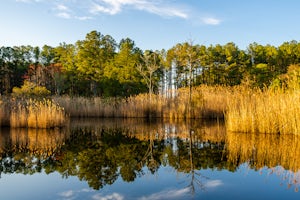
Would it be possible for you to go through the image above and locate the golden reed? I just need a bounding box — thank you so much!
[225,86,300,135]
[0,97,68,128]
[2,84,299,134]
[54,86,228,120]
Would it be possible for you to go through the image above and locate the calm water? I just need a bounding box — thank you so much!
[0,118,300,200]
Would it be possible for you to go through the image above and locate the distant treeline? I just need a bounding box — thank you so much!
[1,30,300,96]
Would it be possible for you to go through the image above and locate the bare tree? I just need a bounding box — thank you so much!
[137,50,161,118]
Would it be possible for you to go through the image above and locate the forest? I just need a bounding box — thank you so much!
[1,30,300,97]
[1,30,300,134]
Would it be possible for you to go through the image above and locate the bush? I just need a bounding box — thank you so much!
[12,81,51,97]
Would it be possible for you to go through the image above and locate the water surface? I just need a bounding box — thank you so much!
[0,118,299,200]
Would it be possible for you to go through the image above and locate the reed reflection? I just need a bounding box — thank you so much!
[226,131,300,191]
[1,119,299,193]
[0,128,69,176]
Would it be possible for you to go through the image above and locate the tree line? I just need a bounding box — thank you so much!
[1,30,300,97]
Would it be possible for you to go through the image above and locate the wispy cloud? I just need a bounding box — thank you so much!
[56,12,71,19]
[16,0,188,20]
[15,0,222,25]
[55,4,72,19]
[89,0,188,19]
[57,4,69,12]
[201,17,221,25]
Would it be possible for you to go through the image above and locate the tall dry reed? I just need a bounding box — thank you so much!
[55,85,228,120]
[1,97,68,128]
[225,86,300,135]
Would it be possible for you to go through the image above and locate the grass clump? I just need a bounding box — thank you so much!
[225,86,300,135]
[1,97,68,128]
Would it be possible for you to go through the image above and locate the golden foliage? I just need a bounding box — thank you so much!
[12,80,51,97]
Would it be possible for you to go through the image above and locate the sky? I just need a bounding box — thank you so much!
[0,0,300,51]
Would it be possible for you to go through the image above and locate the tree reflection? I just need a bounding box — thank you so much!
[164,123,225,195]
[139,128,162,174]
[186,129,208,194]
[1,119,300,193]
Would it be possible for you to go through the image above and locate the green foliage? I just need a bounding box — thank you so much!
[104,38,147,96]
[12,81,51,97]
[2,30,300,96]
[270,64,300,90]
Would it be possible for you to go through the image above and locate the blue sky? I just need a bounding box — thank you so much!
[0,0,300,50]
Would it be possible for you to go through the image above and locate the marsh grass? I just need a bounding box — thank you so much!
[0,97,68,128]
[2,84,300,134]
[225,86,300,135]
[54,86,228,120]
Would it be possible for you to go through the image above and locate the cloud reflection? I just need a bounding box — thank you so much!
[205,180,223,188]
[138,187,190,200]
[59,190,74,198]
[58,188,93,200]
[92,193,124,200]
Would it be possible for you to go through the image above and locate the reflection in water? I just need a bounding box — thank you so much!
[0,118,300,196]
[0,128,69,177]
[226,132,300,192]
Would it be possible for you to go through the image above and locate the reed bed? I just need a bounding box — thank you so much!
[54,85,228,120]
[225,87,300,135]
[0,97,68,128]
[53,96,119,118]
[3,84,299,134]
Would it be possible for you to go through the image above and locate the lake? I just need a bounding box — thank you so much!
[0,118,300,200]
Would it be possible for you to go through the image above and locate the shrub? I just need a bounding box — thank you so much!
[12,81,51,97]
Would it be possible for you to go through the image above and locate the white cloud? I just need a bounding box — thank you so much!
[17,0,188,20]
[92,193,124,200]
[55,4,73,19]
[138,188,190,200]
[15,0,222,25]
[90,0,188,19]
[56,12,71,19]
[57,4,69,11]
[201,17,221,25]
